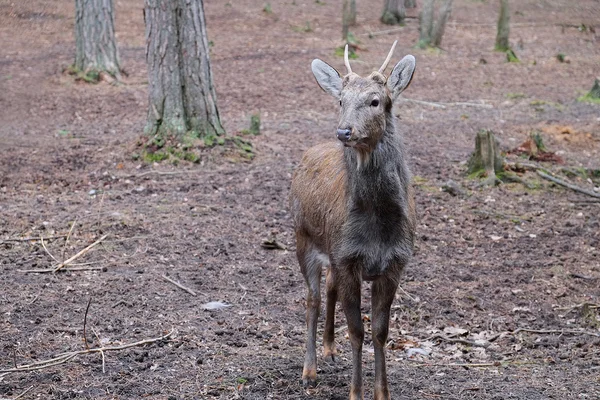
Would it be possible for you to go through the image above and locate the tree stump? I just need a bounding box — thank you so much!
[587,79,600,99]
[468,130,504,186]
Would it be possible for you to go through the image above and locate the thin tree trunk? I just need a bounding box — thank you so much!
[342,0,350,42]
[74,0,120,78]
[495,0,510,51]
[349,0,357,26]
[431,0,453,47]
[405,0,416,7]
[381,0,406,25]
[144,0,224,142]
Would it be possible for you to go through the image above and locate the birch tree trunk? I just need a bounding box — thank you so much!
[431,0,453,47]
[495,0,510,51]
[144,0,224,143]
[74,0,121,78]
[381,0,406,25]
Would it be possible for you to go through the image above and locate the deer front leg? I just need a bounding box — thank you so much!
[371,278,399,400]
[323,267,338,361]
[340,273,364,400]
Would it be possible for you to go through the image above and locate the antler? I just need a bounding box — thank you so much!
[344,44,353,75]
[378,40,398,74]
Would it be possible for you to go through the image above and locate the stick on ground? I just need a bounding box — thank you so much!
[161,274,197,296]
[537,170,600,199]
[54,234,108,272]
[0,330,174,375]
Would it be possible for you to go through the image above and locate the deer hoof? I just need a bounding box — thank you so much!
[302,376,317,388]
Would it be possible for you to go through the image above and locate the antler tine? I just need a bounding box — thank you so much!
[378,40,398,74]
[344,44,353,75]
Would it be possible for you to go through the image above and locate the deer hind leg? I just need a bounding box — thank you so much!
[371,277,399,400]
[339,270,364,400]
[298,245,326,388]
[323,265,337,361]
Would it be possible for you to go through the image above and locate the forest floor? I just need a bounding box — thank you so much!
[1,1,600,399]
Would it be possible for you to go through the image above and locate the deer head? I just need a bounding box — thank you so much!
[311,42,416,159]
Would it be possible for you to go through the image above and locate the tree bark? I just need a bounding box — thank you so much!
[495,0,510,51]
[349,0,357,26]
[381,0,406,25]
[431,0,453,47]
[405,0,417,8]
[342,0,350,41]
[468,130,504,186]
[144,0,224,142]
[418,0,435,47]
[74,0,120,78]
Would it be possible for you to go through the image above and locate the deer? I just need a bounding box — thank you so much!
[290,42,417,400]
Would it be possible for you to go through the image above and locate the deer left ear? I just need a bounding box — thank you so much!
[387,55,416,101]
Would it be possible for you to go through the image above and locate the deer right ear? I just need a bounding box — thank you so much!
[311,59,342,98]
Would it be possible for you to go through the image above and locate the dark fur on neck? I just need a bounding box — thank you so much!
[336,116,414,279]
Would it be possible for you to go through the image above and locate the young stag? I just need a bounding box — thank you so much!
[290,42,417,400]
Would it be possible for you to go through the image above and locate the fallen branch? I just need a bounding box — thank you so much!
[54,234,108,272]
[161,274,197,296]
[537,170,600,199]
[13,385,34,400]
[0,330,174,375]
[19,266,105,273]
[511,327,600,338]
[0,235,67,244]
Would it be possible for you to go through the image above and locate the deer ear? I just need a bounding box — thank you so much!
[311,59,342,98]
[387,55,416,101]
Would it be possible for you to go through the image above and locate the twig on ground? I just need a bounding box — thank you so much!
[412,361,502,368]
[0,330,174,375]
[510,327,600,337]
[20,266,105,273]
[397,285,416,302]
[13,385,34,400]
[111,300,129,308]
[161,274,197,296]
[554,303,599,313]
[83,298,92,351]
[40,236,58,263]
[62,218,77,261]
[0,235,67,244]
[54,234,107,272]
[537,170,600,199]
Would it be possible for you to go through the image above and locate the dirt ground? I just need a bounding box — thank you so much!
[1,0,600,399]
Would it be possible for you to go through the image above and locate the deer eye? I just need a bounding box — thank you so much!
[370,99,380,107]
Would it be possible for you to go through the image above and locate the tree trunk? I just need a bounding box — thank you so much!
[349,0,357,26]
[144,0,224,143]
[495,0,510,51]
[405,0,417,8]
[418,0,435,47]
[431,0,453,47]
[468,130,504,186]
[74,0,120,78]
[381,0,406,25]
[342,0,350,41]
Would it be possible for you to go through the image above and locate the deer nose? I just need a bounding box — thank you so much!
[336,128,352,142]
